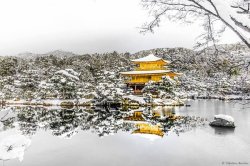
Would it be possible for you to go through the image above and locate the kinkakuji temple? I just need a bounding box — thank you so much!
[120,54,181,94]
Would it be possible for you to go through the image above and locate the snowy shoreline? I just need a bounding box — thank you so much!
[1,98,93,107]
[193,95,250,100]
[1,94,250,107]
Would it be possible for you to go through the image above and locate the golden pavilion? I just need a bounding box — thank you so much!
[120,54,180,94]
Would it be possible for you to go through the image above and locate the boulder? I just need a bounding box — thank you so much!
[209,114,235,128]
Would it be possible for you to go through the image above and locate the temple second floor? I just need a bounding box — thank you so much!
[131,54,169,71]
[120,70,179,84]
[134,62,168,71]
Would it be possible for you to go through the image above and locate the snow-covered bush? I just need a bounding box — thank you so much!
[142,76,178,99]
[51,69,80,99]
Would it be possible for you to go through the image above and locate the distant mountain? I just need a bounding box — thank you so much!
[133,47,195,60]
[43,50,77,57]
[15,50,77,59]
[133,43,250,65]
[8,43,250,60]
[17,52,38,59]
[134,43,250,58]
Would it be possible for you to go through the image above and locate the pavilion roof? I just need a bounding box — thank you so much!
[131,54,170,63]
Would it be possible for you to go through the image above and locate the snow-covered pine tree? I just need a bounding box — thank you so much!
[51,69,80,99]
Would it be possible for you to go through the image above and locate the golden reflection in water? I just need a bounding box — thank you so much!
[132,123,164,137]
[123,106,177,137]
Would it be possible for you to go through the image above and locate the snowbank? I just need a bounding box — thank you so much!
[123,95,146,105]
[4,98,93,106]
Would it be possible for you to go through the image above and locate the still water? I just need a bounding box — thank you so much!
[0,100,250,166]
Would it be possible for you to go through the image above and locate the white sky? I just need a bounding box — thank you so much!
[0,0,240,55]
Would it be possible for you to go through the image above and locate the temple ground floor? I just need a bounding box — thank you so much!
[127,83,145,95]
[126,82,161,95]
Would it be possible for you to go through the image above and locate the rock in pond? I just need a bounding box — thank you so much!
[209,114,235,128]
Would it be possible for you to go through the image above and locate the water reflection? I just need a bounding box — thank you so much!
[0,106,207,162]
[213,127,235,135]
[1,106,208,138]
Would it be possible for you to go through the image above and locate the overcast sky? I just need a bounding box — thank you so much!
[0,0,241,56]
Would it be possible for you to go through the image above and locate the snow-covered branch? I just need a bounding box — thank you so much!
[141,0,250,48]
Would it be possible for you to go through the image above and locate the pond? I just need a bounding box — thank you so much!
[0,100,249,166]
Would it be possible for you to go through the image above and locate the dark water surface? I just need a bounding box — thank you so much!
[0,100,250,166]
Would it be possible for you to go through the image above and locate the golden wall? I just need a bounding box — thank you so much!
[128,74,175,83]
[129,75,163,83]
[135,62,165,71]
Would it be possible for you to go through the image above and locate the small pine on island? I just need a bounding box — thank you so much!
[120,54,181,94]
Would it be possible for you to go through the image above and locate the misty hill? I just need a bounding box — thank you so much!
[16,50,77,59]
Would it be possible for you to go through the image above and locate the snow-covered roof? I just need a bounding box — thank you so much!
[120,70,171,75]
[214,114,234,122]
[132,54,170,63]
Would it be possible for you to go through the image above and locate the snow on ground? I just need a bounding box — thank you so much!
[123,95,146,104]
[153,98,164,105]
[153,98,185,106]
[122,95,185,106]
[0,133,31,161]
[4,98,93,106]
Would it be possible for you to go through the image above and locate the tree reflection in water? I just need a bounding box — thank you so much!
[1,106,207,139]
[0,106,208,162]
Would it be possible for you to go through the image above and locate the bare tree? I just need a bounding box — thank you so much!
[141,0,250,48]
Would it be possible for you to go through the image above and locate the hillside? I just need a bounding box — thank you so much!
[0,44,250,100]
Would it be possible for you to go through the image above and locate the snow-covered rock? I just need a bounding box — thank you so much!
[214,114,234,123]
[209,114,235,128]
